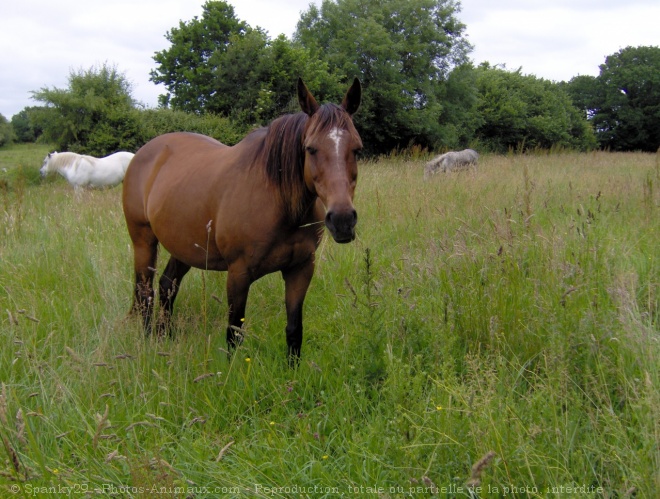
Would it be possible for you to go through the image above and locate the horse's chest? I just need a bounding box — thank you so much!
[242,232,318,278]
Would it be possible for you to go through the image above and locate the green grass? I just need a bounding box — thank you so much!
[0,143,53,191]
[1,148,659,497]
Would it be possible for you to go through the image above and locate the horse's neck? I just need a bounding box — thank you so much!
[58,156,84,180]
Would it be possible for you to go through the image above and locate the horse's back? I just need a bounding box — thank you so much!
[462,149,479,162]
[109,151,135,168]
[125,133,227,186]
[78,152,130,187]
[129,133,225,168]
[123,133,229,224]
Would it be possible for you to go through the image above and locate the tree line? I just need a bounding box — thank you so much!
[2,0,658,156]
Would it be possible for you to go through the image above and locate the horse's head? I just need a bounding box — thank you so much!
[40,152,56,177]
[298,78,362,243]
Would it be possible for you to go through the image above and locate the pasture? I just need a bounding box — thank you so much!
[1,144,658,497]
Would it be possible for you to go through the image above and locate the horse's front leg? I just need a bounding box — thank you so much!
[226,266,252,354]
[282,259,315,366]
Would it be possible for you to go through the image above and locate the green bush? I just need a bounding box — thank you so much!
[138,108,247,147]
[28,61,249,156]
[31,64,138,156]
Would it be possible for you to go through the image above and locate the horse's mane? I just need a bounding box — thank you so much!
[253,103,358,223]
[48,152,92,170]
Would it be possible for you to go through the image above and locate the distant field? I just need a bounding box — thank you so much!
[1,144,658,497]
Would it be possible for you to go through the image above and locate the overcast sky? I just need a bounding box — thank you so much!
[1,0,658,118]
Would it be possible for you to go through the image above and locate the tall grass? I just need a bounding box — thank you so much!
[1,147,658,497]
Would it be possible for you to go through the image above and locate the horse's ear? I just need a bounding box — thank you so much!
[297,77,319,116]
[341,78,361,116]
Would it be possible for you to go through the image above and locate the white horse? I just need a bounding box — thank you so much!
[40,151,134,189]
[424,149,479,179]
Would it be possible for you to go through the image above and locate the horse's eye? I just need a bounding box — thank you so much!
[306,147,317,156]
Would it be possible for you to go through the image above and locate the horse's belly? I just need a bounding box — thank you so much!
[155,229,313,276]
[153,225,228,271]
[89,172,122,187]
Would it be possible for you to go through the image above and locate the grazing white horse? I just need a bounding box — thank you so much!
[40,151,134,189]
[424,149,479,179]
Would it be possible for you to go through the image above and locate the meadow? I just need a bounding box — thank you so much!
[0,144,658,497]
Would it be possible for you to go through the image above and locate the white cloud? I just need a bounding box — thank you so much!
[460,0,660,80]
[0,0,658,117]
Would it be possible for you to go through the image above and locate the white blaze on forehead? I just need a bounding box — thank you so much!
[328,127,344,157]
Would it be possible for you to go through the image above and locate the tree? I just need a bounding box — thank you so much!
[294,0,472,154]
[436,63,481,148]
[561,75,601,121]
[150,1,250,113]
[212,33,339,124]
[0,114,13,147]
[252,36,338,121]
[31,63,142,155]
[150,1,335,125]
[567,46,660,151]
[474,64,595,153]
[11,107,43,143]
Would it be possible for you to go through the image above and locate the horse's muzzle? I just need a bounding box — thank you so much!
[325,209,357,243]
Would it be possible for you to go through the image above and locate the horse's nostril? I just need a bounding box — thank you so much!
[326,209,358,227]
[325,209,357,243]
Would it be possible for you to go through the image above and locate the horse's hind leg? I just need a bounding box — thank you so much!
[157,256,191,336]
[129,225,159,334]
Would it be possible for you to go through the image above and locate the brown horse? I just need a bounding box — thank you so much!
[122,78,362,363]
